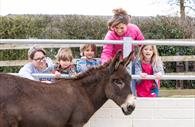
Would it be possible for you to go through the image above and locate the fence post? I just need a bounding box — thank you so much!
[123,37,132,73]
[123,37,136,96]
[176,52,184,89]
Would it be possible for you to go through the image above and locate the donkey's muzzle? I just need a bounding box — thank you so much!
[121,104,135,115]
[121,94,136,115]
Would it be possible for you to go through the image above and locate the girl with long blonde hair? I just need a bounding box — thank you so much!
[135,45,164,97]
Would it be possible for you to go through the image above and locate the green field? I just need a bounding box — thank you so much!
[159,89,195,97]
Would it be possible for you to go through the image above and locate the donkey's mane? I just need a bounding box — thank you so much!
[75,61,110,80]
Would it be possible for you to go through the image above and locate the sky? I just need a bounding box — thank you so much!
[0,0,194,17]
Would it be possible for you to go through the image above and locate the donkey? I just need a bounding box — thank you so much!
[0,50,135,127]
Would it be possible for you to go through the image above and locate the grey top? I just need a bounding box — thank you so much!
[18,57,54,81]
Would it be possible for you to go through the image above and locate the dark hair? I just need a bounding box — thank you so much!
[28,46,46,60]
[107,8,131,30]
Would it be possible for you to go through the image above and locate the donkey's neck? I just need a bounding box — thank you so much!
[81,70,108,111]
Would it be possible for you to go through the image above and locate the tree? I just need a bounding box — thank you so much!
[168,0,195,19]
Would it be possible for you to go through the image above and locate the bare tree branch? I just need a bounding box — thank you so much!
[185,5,195,11]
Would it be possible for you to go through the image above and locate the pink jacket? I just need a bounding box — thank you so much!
[101,23,144,64]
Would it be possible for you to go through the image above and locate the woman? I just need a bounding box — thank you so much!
[100,8,145,95]
[101,8,144,64]
[19,46,54,83]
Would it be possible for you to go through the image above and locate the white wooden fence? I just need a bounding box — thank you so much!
[84,98,195,127]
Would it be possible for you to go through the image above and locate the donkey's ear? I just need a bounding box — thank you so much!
[109,50,122,74]
[121,51,135,67]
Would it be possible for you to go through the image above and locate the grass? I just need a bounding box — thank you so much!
[159,89,195,97]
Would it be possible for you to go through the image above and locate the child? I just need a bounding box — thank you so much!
[134,45,164,97]
[76,44,101,73]
[53,48,77,78]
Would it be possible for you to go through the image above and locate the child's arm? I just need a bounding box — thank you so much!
[155,72,163,80]
[134,60,143,83]
[154,57,165,79]
[54,70,61,78]
[76,60,81,73]
[70,65,78,76]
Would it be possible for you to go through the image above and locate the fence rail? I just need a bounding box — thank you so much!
[9,73,195,80]
[0,44,84,50]
[1,55,195,67]
[1,39,195,46]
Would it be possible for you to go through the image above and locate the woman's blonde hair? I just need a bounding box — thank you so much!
[138,45,160,65]
[55,48,73,63]
[80,44,97,56]
[107,8,131,30]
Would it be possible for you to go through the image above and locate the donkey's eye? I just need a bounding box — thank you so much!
[113,79,123,85]
[113,79,125,89]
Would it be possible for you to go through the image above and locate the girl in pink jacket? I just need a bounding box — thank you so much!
[101,8,144,64]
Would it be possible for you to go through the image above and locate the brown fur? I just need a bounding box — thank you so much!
[0,51,135,127]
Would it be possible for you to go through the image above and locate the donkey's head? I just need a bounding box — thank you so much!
[105,50,135,115]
